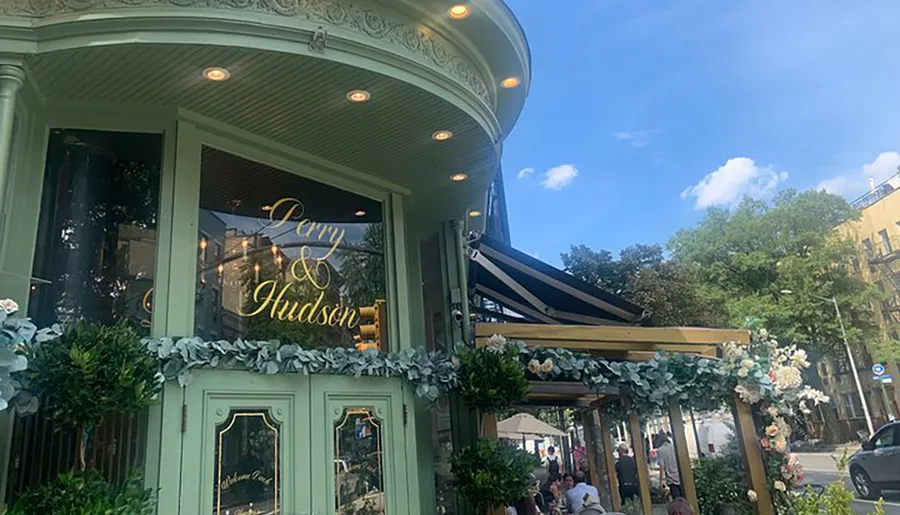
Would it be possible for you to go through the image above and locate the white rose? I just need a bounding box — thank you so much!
[486,334,506,352]
[737,368,749,378]
[747,490,758,502]
[539,358,554,373]
[774,481,786,492]
[0,299,19,315]
[528,360,541,375]
[741,358,755,369]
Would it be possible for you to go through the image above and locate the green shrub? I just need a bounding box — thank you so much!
[450,438,539,512]
[25,321,161,431]
[4,469,154,515]
[456,346,529,413]
[693,454,753,515]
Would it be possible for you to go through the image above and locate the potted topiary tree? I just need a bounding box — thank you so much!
[451,336,533,514]
[6,319,162,514]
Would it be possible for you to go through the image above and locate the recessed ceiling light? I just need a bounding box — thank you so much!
[468,210,482,217]
[355,209,367,217]
[347,89,371,102]
[203,67,230,81]
[448,4,471,19]
[500,77,521,89]
[432,130,453,141]
[450,173,468,182]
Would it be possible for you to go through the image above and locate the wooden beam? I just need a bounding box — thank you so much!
[668,401,699,513]
[599,412,622,512]
[581,410,601,490]
[476,322,751,345]
[628,412,652,515]
[732,394,774,515]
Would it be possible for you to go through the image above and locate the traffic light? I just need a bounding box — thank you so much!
[355,299,387,351]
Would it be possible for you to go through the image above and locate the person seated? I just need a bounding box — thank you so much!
[667,497,694,515]
[565,471,602,514]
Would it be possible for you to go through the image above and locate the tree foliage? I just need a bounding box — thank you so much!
[561,243,721,327]
[670,189,878,355]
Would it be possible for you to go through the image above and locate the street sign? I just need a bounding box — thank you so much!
[872,364,886,376]
[882,375,893,384]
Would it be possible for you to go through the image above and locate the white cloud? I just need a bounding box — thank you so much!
[542,164,578,190]
[681,157,788,209]
[517,167,535,179]
[816,152,900,197]
[613,130,657,148]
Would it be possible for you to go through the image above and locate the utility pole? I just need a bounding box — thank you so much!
[781,290,875,437]
[832,297,876,436]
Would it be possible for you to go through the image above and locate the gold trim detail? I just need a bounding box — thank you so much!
[216,411,280,515]
[334,407,384,514]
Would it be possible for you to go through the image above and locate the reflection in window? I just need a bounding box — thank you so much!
[30,129,162,332]
[194,147,387,347]
[214,410,280,515]
[335,408,385,515]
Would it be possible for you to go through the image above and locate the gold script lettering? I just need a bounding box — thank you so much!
[219,469,274,490]
[241,280,359,329]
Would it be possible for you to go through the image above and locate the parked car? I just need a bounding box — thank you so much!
[849,420,900,499]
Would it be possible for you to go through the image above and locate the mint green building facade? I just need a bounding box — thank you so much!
[0,2,530,513]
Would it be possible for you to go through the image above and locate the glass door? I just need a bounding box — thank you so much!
[179,371,311,515]
[310,376,410,515]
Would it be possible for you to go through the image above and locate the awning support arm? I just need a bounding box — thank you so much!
[468,248,555,317]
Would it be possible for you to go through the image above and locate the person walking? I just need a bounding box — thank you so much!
[614,443,639,502]
[656,434,682,499]
[543,445,564,483]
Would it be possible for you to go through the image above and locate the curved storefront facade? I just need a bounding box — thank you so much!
[0,2,529,513]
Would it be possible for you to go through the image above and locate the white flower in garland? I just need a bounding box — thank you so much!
[747,490,758,503]
[791,349,810,368]
[741,358,755,370]
[772,365,802,394]
[773,481,786,492]
[539,358,554,374]
[735,384,763,404]
[486,334,507,352]
[0,299,19,315]
[527,359,541,375]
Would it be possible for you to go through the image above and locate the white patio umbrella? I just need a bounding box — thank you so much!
[497,413,566,447]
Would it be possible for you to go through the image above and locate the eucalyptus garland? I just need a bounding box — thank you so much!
[144,336,458,402]
[1,294,825,428]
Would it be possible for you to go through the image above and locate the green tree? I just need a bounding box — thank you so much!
[561,243,721,327]
[670,189,878,355]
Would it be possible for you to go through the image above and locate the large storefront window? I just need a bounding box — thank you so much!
[194,147,386,348]
[30,129,163,332]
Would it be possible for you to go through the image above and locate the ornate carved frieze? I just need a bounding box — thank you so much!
[1,0,490,104]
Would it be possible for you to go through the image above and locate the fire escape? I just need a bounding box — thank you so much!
[862,234,900,327]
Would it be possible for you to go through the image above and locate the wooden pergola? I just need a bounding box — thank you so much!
[475,322,774,515]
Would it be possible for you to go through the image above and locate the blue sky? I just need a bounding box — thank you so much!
[501,1,900,266]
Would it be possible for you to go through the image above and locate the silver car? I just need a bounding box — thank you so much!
[849,421,900,499]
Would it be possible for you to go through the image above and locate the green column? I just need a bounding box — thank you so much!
[0,64,25,238]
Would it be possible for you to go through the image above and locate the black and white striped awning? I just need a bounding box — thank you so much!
[467,233,650,326]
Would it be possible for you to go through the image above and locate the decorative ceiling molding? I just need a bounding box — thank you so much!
[1,0,491,105]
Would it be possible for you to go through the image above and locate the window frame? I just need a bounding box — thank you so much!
[171,117,410,352]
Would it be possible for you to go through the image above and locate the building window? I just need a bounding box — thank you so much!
[194,146,386,348]
[29,129,163,332]
[879,229,892,254]
[863,238,874,255]
[851,257,861,274]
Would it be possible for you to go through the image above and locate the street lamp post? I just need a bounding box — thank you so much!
[781,290,875,437]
